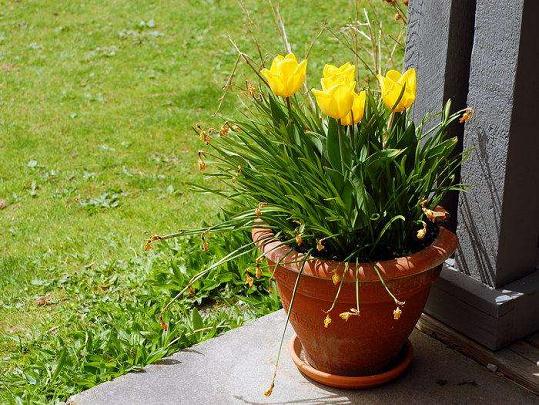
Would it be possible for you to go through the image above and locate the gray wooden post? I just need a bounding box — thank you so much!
[406,0,539,349]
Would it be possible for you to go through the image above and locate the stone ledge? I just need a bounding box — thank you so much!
[425,261,539,349]
[69,310,536,404]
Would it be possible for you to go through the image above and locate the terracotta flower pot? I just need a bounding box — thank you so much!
[253,225,458,386]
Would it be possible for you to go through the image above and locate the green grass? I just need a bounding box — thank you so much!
[0,0,402,402]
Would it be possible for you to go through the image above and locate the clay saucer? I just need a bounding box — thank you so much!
[289,335,413,389]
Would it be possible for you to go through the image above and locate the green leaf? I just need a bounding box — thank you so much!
[325,118,341,170]
[191,308,204,331]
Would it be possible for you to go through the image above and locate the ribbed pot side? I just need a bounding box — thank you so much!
[253,226,458,376]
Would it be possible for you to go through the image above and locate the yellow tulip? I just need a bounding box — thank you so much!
[340,90,367,125]
[377,68,416,112]
[312,81,356,120]
[260,53,307,98]
[321,62,356,90]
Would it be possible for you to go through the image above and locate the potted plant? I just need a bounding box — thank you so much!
[150,49,470,394]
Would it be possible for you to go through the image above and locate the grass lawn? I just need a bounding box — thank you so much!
[0,0,402,402]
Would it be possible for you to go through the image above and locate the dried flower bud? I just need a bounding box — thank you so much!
[332,272,341,285]
[159,318,169,331]
[201,239,209,252]
[295,233,303,246]
[246,81,258,97]
[200,131,211,145]
[245,273,254,288]
[144,234,162,251]
[255,202,266,218]
[393,307,402,320]
[255,264,262,279]
[394,12,402,21]
[263,383,274,397]
[197,150,207,172]
[188,286,196,296]
[219,122,230,137]
[316,239,325,252]
[459,107,474,123]
[324,314,332,328]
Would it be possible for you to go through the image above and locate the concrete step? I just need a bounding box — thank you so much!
[69,310,537,404]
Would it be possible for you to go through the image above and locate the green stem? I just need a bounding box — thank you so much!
[265,249,312,396]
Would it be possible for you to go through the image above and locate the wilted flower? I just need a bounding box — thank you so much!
[324,314,332,328]
[459,107,474,123]
[144,234,162,251]
[260,54,307,98]
[245,273,254,288]
[197,150,207,172]
[219,122,230,137]
[422,206,448,222]
[264,383,274,397]
[339,312,352,321]
[416,221,427,240]
[201,239,209,252]
[393,307,402,320]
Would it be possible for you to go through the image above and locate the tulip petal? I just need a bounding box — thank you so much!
[387,69,401,82]
[312,89,335,117]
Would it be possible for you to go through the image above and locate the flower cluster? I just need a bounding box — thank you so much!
[261,53,417,121]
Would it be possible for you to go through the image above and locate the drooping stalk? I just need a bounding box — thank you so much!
[264,248,312,397]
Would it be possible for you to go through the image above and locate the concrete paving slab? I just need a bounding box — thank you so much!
[69,310,537,405]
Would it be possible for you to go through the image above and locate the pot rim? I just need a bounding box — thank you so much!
[252,224,458,283]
